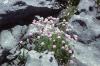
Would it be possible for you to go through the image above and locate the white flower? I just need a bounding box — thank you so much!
[62,24,65,26]
[49,38,52,40]
[65,45,68,48]
[41,42,45,45]
[65,22,68,24]
[63,19,66,22]
[51,51,55,55]
[53,40,55,42]
[62,40,65,44]
[37,36,41,39]
[60,30,64,33]
[66,29,71,31]
[57,36,61,39]
[71,54,75,58]
[67,13,70,16]
[65,45,69,51]
[55,28,61,33]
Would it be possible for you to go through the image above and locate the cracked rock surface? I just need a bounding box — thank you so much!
[68,0,100,66]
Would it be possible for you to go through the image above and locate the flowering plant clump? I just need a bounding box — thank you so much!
[19,16,76,65]
[34,33,73,65]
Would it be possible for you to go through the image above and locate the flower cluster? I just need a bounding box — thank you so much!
[34,33,73,65]
[19,16,77,65]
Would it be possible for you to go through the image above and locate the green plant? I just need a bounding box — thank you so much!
[18,16,74,66]
[64,6,76,21]
[33,33,73,65]
[18,48,28,66]
[59,0,80,22]
[97,0,100,5]
[68,0,80,6]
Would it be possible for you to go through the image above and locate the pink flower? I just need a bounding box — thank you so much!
[73,34,78,40]
[65,34,72,40]
[32,19,36,24]
[52,45,56,48]
[39,30,43,33]
[68,50,73,54]
[44,18,48,23]
[19,41,23,44]
[65,47,69,51]
[47,16,52,19]
[61,46,65,49]
[29,32,33,36]
[47,32,52,37]
[49,20,54,24]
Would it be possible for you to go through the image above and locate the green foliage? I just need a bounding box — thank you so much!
[97,0,100,5]
[68,0,80,6]
[18,49,28,65]
[64,6,76,21]
[60,0,79,22]
[59,0,80,22]
[34,33,72,64]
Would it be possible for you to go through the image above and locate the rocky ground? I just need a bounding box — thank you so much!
[0,0,100,66]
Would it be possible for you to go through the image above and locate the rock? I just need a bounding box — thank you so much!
[0,30,18,49]
[25,50,58,66]
[11,25,27,41]
[69,58,87,66]
[69,14,100,43]
[24,24,40,38]
[77,0,96,16]
[1,63,8,66]
[20,48,28,58]
[0,0,62,30]
[0,49,11,65]
[69,40,100,66]
[68,0,100,44]
[68,0,100,66]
